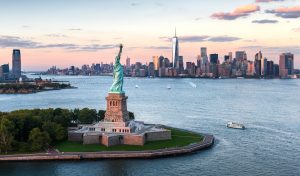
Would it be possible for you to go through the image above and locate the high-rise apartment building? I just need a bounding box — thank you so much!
[12,49,21,78]
[126,57,130,68]
[279,53,294,77]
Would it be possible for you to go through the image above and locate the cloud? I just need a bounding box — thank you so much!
[255,0,285,3]
[159,35,241,43]
[208,36,241,42]
[211,4,260,20]
[266,6,300,18]
[244,39,257,42]
[45,34,68,38]
[68,28,82,31]
[180,35,210,42]
[252,19,279,23]
[131,2,139,6]
[77,44,115,51]
[0,35,115,52]
[0,36,39,48]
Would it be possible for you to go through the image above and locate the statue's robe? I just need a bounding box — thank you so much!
[110,52,124,93]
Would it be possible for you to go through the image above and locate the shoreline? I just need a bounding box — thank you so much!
[25,73,300,80]
[0,133,214,161]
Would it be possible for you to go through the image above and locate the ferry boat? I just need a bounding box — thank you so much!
[227,122,245,129]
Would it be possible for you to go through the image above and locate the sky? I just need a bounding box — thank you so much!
[0,0,299,71]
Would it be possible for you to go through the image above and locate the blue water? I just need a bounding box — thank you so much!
[0,75,300,176]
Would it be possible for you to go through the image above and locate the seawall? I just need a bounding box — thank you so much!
[0,134,214,161]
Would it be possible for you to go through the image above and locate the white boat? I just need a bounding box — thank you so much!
[135,85,139,88]
[167,85,171,90]
[227,122,245,129]
[189,82,197,88]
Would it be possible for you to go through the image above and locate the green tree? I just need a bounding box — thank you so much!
[98,110,106,121]
[28,128,51,151]
[42,121,66,142]
[78,108,97,124]
[0,118,15,154]
[54,124,67,141]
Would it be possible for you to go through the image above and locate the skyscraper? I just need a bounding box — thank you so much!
[126,57,130,68]
[178,56,184,73]
[12,49,21,78]
[261,58,268,77]
[279,53,294,77]
[235,51,246,61]
[201,47,208,60]
[255,51,262,76]
[228,52,233,62]
[172,28,179,68]
[201,47,209,73]
[210,54,218,64]
[153,56,160,71]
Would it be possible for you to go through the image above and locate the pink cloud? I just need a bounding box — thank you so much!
[211,4,260,20]
[266,6,300,18]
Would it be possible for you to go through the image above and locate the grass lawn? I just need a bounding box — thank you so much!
[55,128,203,152]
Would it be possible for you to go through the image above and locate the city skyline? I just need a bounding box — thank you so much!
[0,0,300,70]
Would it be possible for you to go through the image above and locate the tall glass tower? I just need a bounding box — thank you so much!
[172,28,179,68]
[12,49,21,78]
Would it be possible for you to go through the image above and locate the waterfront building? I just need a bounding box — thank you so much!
[273,64,279,77]
[147,62,155,77]
[0,64,10,80]
[172,29,179,68]
[228,52,233,62]
[255,51,263,77]
[235,51,246,61]
[279,53,294,78]
[153,56,159,71]
[261,58,268,77]
[210,54,218,64]
[12,49,21,79]
[197,55,201,67]
[247,61,255,76]
[218,62,231,77]
[0,66,3,80]
[162,57,170,68]
[209,54,219,77]
[178,56,184,73]
[186,62,195,77]
[200,47,209,74]
[266,61,274,77]
[224,55,230,62]
[159,56,164,68]
[126,57,130,68]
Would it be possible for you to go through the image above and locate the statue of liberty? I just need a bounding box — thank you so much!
[110,44,124,93]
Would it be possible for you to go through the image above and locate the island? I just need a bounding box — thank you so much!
[0,78,75,94]
[0,45,214,161]
[0,108,213,160]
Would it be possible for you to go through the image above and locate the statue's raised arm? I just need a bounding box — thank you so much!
[110,44,124,93]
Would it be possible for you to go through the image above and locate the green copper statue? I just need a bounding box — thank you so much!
[110,44,124,93]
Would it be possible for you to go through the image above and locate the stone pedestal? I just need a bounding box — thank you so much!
[104,93,129,122]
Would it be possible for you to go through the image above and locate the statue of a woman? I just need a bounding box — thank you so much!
[110,44,124,93]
